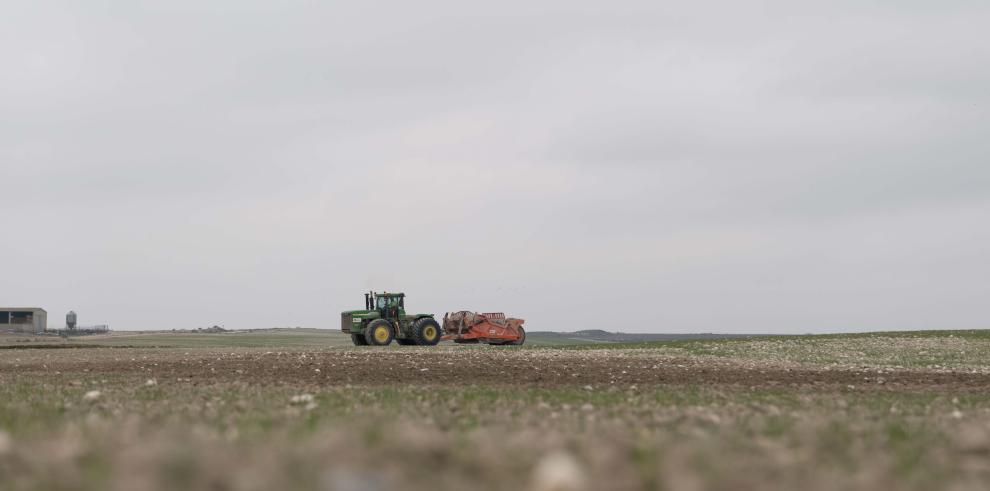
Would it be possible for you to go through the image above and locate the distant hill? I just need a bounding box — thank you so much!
[525,330,760,345]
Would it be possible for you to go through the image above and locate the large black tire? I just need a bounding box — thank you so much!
[351,333,369,346]
[508,327,526,346]
[411,317,442,346]
[364,319,394,346]
[396,338,416,346]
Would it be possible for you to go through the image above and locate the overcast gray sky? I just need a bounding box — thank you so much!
[2,0,988,333]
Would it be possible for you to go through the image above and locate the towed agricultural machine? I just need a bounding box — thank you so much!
[340,291,525,346]
[442,311,526,345]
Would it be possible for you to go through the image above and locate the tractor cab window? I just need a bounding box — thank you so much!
[376,296,403,309]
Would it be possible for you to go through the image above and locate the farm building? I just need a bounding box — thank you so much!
[0,308,47,333]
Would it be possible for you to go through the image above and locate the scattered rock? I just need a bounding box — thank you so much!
[145,379,157,387]
[956,425,990,453]
[83,390,101,402]
[290,394,315,405]
[322,467,386,491]
[530,451,587,491]
[0,430,11,455]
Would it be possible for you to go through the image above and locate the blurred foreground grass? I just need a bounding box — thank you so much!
[2,377,990,491]
[3,329,990,490]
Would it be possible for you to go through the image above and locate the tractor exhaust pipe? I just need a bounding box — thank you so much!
[365,293,370,310]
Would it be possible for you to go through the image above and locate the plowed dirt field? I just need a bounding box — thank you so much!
[3,346,988,390]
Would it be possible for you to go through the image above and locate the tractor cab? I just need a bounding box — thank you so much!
[371,292,404,319]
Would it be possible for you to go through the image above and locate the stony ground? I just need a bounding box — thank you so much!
[2,332,990,490]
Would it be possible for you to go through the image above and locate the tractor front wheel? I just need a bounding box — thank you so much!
[411,318,442,346]
[364,319,394,346]
[351,333,369,346]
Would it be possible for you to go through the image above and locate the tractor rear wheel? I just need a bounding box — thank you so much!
[364,319,394,346]
[411,318,442,346]
[508,327,526,346]
[351,333,369,346]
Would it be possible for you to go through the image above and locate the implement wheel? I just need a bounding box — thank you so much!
[508,327,526,346]
[351,333,369,346]
[364,319,394,346]
[412,318,442,346]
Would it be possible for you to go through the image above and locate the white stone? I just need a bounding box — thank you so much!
[0,430,11,455]
[290,394,315,404]
[530,451,587,491]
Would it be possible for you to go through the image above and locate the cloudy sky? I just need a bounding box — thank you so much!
[2,1,988,333]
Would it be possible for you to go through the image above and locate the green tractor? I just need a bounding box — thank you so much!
[341,291,442,346]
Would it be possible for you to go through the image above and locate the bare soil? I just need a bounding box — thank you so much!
[2,346,986,391]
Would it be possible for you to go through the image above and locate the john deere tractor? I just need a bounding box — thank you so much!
[341,292,442,346]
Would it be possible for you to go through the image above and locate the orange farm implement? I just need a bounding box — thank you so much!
[441,311,526,345]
